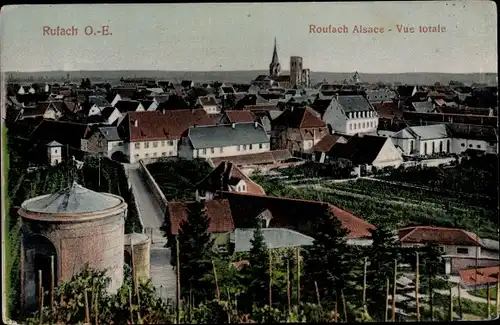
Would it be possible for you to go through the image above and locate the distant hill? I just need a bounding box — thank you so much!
[5,70,498,86]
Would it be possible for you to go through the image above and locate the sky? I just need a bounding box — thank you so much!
[0,1,497,73]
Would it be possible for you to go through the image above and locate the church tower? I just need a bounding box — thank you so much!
[269,37,281,77]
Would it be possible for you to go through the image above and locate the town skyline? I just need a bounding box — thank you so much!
[1,1,497,73]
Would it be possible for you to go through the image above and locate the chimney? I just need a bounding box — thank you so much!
[335,93,339,100]
[134,120,138,127]
[254,121,258,128]
[232,123,235,129]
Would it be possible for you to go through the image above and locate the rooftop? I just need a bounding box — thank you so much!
[21,182,124,215]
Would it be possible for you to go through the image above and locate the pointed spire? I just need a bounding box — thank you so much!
[271,37,279,65]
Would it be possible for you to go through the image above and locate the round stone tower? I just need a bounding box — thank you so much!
[124,233,151,283]
[18,182,127,310]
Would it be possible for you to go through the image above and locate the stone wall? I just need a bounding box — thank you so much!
[138,159,168,212]
[22,211,126,298]
[449,256,499,275]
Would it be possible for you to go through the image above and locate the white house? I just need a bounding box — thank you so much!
[46,141,62,166]
[196,95,219,114]
[178,122,271,160]
[18,85,35,95]
[327,134,403,169]
[390,124,452,156]
[398,226,483,275]
[110,94,125,107]
[81,126,125,158]
[99,107,122,125]
[320,94,379,135]
[119,109,215,163]
[447,124,498,155]
[88,96,112,116]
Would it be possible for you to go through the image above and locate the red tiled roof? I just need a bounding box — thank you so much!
[221,191,375,239]
[273,107,326,129]
[196,161,266,196]
[459,266,500,287]
[125,110,215,142]
[398,226,481,246]
[167,199,235,235]
[210,149,293,167]
[312,134,346,153]
[373,101,402,119]
[224,110,257,123]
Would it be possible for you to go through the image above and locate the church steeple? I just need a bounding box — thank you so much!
[269,37,281,77]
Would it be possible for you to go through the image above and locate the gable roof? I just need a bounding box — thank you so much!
[223,110,257,123]
[210,149,293,167]
[187,122,269,149]
[334,95,375,113]
[328,135,390,165]
[220,191,375,239]
[312,134,348,153]
[114,100,142,113]
[198,95,217,106]
[98,126,121,141]
[412,101,435,113]
[398,226,481,246]
[408,124,450,140]
[122,109,215,142]
[196,161,266,196]
[272,106,326,129]
[166,199,235,235]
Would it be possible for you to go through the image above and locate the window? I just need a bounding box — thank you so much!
[162,152,166,156]
[447,140,451,152]
[118,141,123,146]
[167,140,173,146]
[211,148,215,154]
[457,248,469,255]
[135,143,140,149]
[202,149,207,155]
[153,141,158,148]
[477,144,481,149]
[220,147,223,153]
[349,124,353,130]
[439,246,445,253]
[424,142,428,154]
[259,143,263,149]
[145,153,149,158]
[242,184,246,191]
[461,143,465,147]
[144,142,150,149]
[439,141,443,152]
[135,154,139,158]
[237,146,240,151]
[153,152,157,157]
[169,151,173,156]
[243,144,247,150]
[358,123,361,129]
[409,140,414,153]
[353,123,357,130]
[161,141,165,147]
[362,122,365,128]
[54,149,58,153]
[468,144,473,148]
[97,139,102,147]
[249,144,253,150]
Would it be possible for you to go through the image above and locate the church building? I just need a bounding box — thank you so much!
[252,38,311,89]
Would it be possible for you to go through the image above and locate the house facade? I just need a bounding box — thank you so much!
[178,122,270,160]
[81,126,125,158]
[271,106,328,155]
[197,95,219,114]
[321,95,379,135]
[117,109,215,163]
[390,124,452,156]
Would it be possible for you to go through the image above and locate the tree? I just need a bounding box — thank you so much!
[175,200,215,302]
[221,94,236,112]
[303,205,352,309]
[240,223,270,310]
[365,226,402,319]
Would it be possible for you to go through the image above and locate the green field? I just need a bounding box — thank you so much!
[252,174,497,239]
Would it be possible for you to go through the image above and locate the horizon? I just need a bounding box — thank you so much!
[5,69,498,74]
[1,2,497,73]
